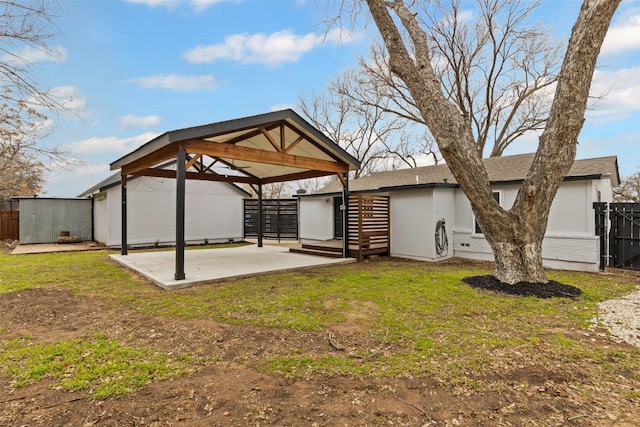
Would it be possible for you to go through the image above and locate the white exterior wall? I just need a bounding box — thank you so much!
[390,188,455,261]
[96,177,244,247]
[390,190,433,260]
[452,178,614,272]
[432,188,456,260]
[92,193,110,245]
[298,177,613,273]
[299,196,334,243]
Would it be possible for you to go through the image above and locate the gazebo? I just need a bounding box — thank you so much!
[110,109,360,281]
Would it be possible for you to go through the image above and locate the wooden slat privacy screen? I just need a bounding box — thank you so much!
[347,194,390,260]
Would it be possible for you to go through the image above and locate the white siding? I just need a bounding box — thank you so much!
[547,181,590,236]
[390,190,432,260]
[452,179,611,272]
[299,196,334,242]
[99,177,244,247]
[92,193,109,245]
[432,188,455,260]
[297,176,614,273]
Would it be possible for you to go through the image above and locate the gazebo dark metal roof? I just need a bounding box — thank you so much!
[110,109,360,184]
[109,109,360,282]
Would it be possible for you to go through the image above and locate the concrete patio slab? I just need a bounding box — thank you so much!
[11,241,104,255]
[110,244,356,289]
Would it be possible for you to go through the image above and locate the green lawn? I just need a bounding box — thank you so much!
[1,247,639,398]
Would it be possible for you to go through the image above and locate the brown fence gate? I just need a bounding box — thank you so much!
[1,201,19,241]
[594,202,640,271]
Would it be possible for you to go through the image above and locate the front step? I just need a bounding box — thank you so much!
[301,243,343,253]
[289,247,344,258]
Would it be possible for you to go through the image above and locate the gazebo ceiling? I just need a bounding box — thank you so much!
[110,109,360,185]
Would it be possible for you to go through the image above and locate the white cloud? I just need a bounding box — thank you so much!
[118,114,162,128]
[44,162,112,197]
[124,0,178,9]
[191,0,231,11]
[588,65,640,123]
[182,28,358,68]
[68,132,160,155]
[127,74,220,91]
[23,86,86,134]
[601,13,640,55]
[49,85,86,114]
[125,0,232,11]
[270,103,295,112]
[2,45,67,64]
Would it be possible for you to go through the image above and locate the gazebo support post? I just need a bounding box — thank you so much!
[342,172,349,258]
[175,149,186,280]
[121,174,128,255]
[257,183,263,248]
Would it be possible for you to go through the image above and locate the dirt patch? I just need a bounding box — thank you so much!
[1,285,639,426]
[463,275,583,298]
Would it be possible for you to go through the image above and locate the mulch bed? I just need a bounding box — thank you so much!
[462,275,582,299]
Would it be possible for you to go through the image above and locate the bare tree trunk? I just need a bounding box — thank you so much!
[366,0,621,284]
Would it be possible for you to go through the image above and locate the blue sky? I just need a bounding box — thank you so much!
[31,0,640,197]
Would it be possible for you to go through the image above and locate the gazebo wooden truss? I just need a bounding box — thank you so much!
[110,109,360,281]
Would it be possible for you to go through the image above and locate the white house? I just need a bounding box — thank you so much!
[79,173,249,248]
[299,153,619,272]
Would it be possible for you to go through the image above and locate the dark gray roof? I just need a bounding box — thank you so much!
[78,172,121,197]
[78,170,252,198]
[110,109,361,177]
[314,153,619,194]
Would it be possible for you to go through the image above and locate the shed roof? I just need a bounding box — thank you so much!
[313,153,620,194]
[78,167,252,198]
[110,109,360,185]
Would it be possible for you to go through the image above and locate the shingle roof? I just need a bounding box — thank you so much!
[314,153,619,194]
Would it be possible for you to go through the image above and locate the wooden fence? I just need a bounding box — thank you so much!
[1,209,19,241]
[347,194,390,260]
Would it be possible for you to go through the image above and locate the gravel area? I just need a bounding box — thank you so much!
[595,288,640,347]
[463,274,640,348]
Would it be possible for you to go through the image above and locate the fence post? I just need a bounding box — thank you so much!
[593,202,608,270]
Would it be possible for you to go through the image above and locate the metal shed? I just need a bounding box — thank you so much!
[17,198,92,244]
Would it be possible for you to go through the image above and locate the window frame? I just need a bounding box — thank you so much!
[474,190,502,235]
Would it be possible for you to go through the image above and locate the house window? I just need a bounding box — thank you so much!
[474,191,501,234]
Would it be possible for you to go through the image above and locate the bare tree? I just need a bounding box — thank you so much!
[0,150,45,199]
[613,168,640,203]
[0,0,73,199]
[337,0,561,158]
[299,68,439,179]
[364,0,620,284]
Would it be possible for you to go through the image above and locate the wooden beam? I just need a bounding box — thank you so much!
[285,122,344,163]
[217,122,281,146]
[183,139,349,174]
[260,169,335,184]
[284,135,305,154]
[201,158,217,173]
[280,122,285,151]
[185,154,201,170]
[134,168,259,184]
[121,143,179,176]
[259,125,281,152]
